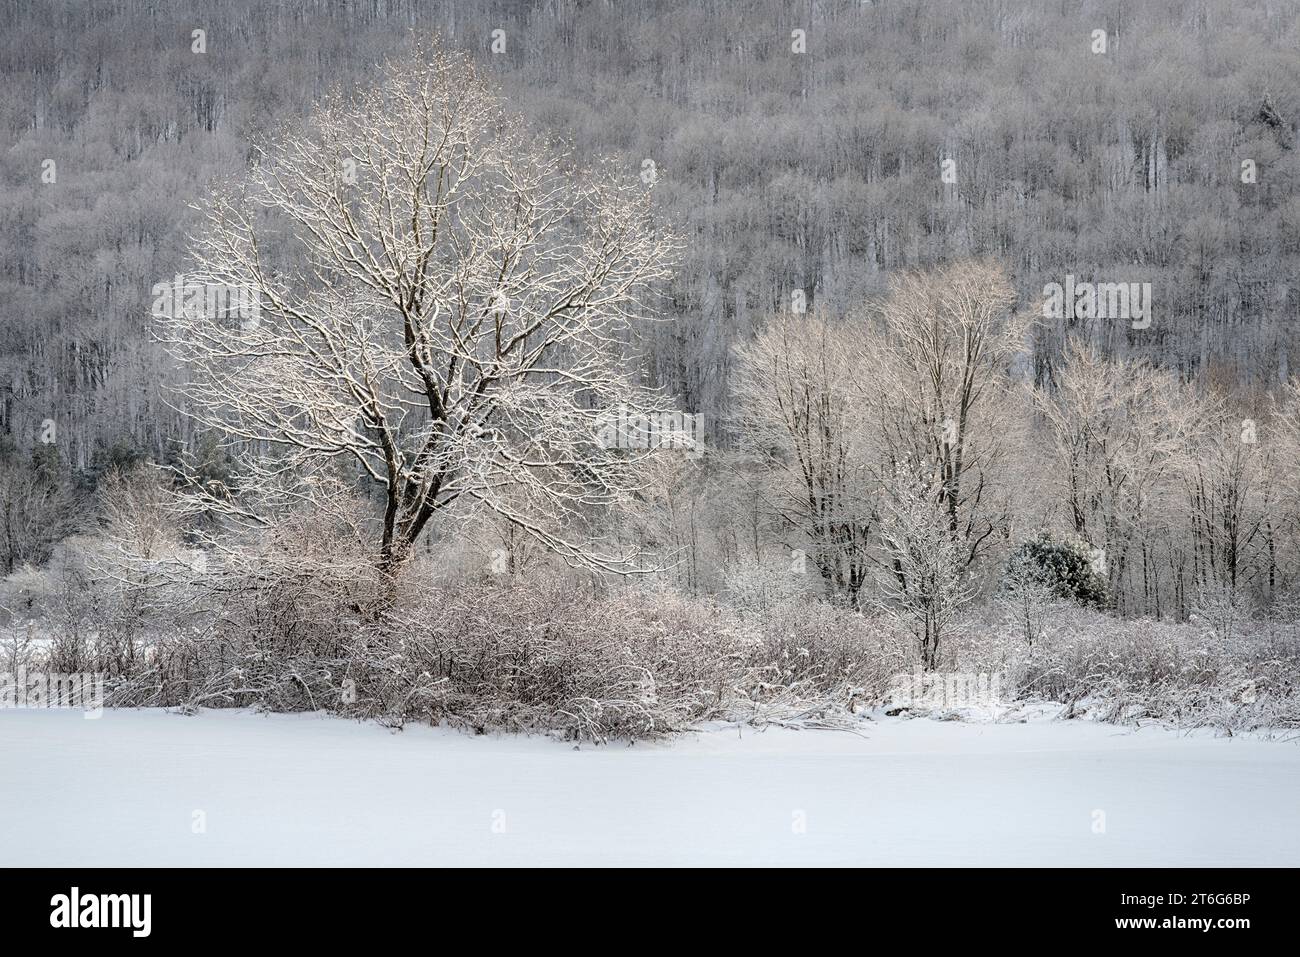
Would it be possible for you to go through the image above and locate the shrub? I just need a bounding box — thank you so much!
[1002,531,1108,608]
[7,518,1297,739]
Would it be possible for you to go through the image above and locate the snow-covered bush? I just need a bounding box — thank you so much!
[991,603,1300,732]
[1001,532,1108,609]
[1190,582,1253,642]
[722,557,817,613]
[995,567,1057,650]
[342,579,908,739]
[739,599,912,715]
[347,577,743,738]
[28,538,908,739]
[7,499,1296,738]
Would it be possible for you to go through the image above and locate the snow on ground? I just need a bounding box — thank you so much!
[1,708,1297,866]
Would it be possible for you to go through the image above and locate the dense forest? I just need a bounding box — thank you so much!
[3,0,1298,472]
[3,0,1300,623]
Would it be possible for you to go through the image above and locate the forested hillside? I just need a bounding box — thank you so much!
[3,0,1298,474]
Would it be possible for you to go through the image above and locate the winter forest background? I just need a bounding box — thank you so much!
[3,0,1300,740]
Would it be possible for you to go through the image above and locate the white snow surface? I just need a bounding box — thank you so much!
[1,708,1297,866]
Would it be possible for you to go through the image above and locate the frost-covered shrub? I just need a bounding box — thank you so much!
[0,530,192,681]
[9,509,1298,738]
[989,603,1300,732]
[722,557,817,613]
[742,600,911,712]
[345,580,903,739]
[1001,532,1108,608]
[51,492,388,711]
[1190,582,1253,642]
[348,577,743,739]
[58,547,911,740]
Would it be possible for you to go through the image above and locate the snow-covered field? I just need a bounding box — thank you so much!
[1,708,1297,866]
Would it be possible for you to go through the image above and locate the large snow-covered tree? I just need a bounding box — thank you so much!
[162,45,677,573]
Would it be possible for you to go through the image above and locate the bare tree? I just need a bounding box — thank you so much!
[997,552,1057,650]
[876,466,973,671]
[97,466,181,564]
[1034,341,1196,615]
[162,45,677,575]
[0,463,77,574]
[866,261,1031,572]
[1261,381,1300,600]
[731,310,875,602]
[1178,392,1271,605]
